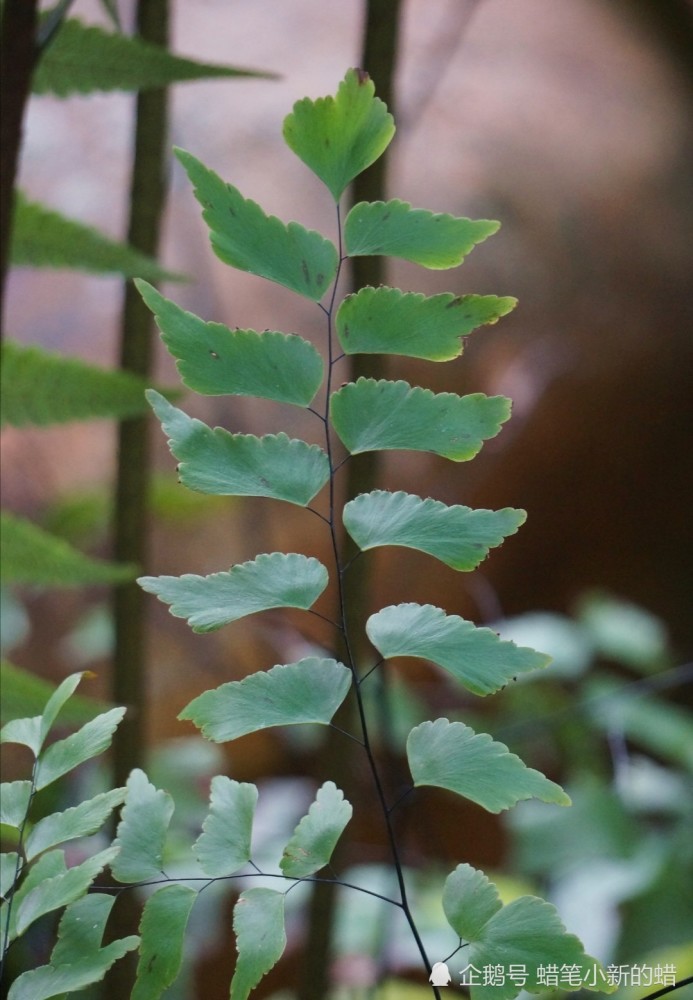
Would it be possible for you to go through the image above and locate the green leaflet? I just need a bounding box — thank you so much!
[443,865,612,999]
[15,846,119,937]
[343,491,526,571]
[25,788,127,861]
[147,390,329,506]
[50,894,117,965]
[132,885,197,1000]
[0,512,137,587]
[10,193,180,281]
[175,149,338,301]
[3,851,66,947]
[407,719,570,813]
[139,552,329,633]
[0,341,157,428]
[0,662,109,727]
[0,672,85,757]
[1,853,22,900]
[180,658,352,741]
[34,708,126,791]
[0,782,32,829]
[137,281,323,405]
[8,941,139,1000]
[336,286,517,360]
[111,769,174,883]
[193,778,257,876]
[331,379,510,460]
[32,17,273,97]
[280,781,352,878]
[344,200,500,268]
[10,895,139,1000]
[366,604,550,696]
[39,673,87,747]
[283,68,395,201]
[231,889,286,1000]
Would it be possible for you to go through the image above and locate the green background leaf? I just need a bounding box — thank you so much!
[1,341,158,428]
[137,281,323,405]
[231,888,286,1000]
[11,193,180,281]
[407,719,571,813]
[366,604,550,696]
[193,778,257,876]
[148,391,329,506]
[176,149,337,301]
[32,17,273,97]
[139,553,329,633]
[132,885,197,1000]
[0,512,136,587]
[343,491,526,571]
[180,658,352,741]
[283,68,395,200]
[111,770,174,882]
[280,781,352,878]
[336,286,517,360]
[331,379,510,460]
[344,200,500,268]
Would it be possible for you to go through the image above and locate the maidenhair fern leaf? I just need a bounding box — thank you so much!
[407,719,570,813]
[343,491,525,571]
[443,864,613,999]
[283,67,395,201]
[132,885,197,1000]
[280,782,352,878]
[175,149,338,302]
[231,889,286,1000]
[180,658,352,741]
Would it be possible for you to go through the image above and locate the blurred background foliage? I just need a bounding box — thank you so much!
[2,0,692,996]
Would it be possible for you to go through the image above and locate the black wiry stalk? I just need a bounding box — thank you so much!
[297,3,412,996]
[320,204,439,993]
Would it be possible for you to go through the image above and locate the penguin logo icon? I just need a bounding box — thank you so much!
[429,961,452,986]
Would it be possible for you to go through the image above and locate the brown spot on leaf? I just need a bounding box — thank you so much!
[301,260,310,284]
[355,68,369,85]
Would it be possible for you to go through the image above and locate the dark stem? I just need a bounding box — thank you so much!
[0,0,40,340]
[107,0,170,992]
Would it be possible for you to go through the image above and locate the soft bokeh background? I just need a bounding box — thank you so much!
[3,0,693,994]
